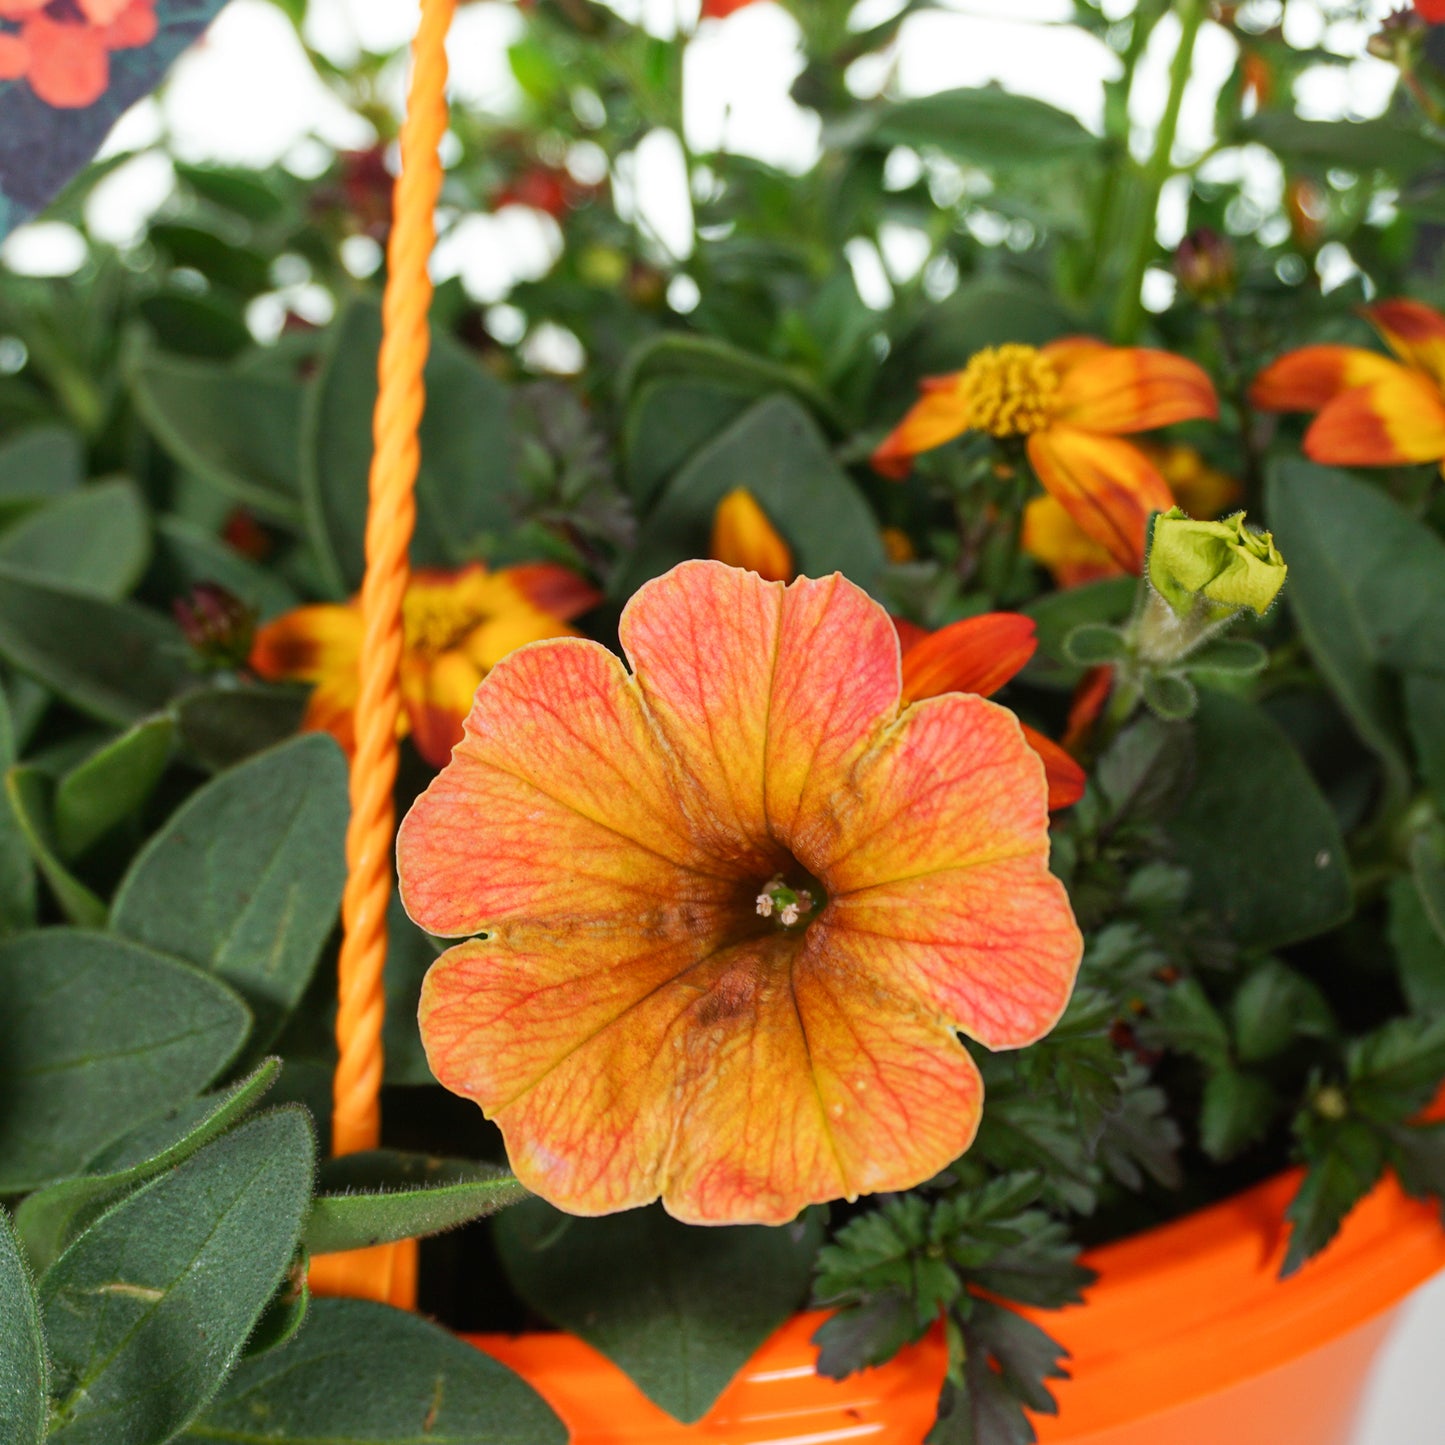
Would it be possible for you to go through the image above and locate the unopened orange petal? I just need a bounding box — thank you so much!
[1305,370,1445,466]
[1248,345,1404,412]
[710,487,794,583]
[899,613,1037,703]
[1365,298,1445,387]
[871,379,971,479]
[1020,723,1086,811]
[1054,348,1218,434]
[250,603,362,683]
[1027,428,1172,573]
[1063,666,1113,753]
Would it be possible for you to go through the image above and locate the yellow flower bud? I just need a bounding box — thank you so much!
[1147,508,1287,618]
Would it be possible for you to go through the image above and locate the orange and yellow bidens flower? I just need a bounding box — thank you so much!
[250,561,601,769]
[400,561,1083,1224]
[1251,299,1445,471]
[873,340,1218,573]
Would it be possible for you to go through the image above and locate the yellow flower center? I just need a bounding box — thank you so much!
[962,344,1060,438]
[402,587,487,657]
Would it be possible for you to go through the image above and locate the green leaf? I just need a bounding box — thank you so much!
[0,424,82,521]
[1141,671,1197,721]
[1150,978,1229,1069]
[242,1259,309,1360]
[112,734,348,1052]
[1387,1121,1445,1214]
[129,345,304,524]
[0,565,193,726]
[1200,1068,1275,1162]
[0,1207,47,1445]
[1168,692,1351,949]
[0,480,149,599]
[1406,673,1445,807]
[53,716,174,860]
[3,766,107,926]
[305,1151,526,1254]
[1232,959,1336,1064]
[614,395,886,599]
[171,684,308,772]
[1062,622,1128,666]
[152,515,299,621]
[1283,1121,1386,1277]
[0,688,36,935]
[1390,873,1445,1015]
[176,1297,566,1444]
[863,88,1099,170]
[41,1109,315,1445]
[496,1198,824,1423]
[1184,638,1270,676]
[1347,1016,1445,1122]
[1241,113,1444,177]
[13,1059,280,1276]
[1266,462,1416,802]
[301,298,516,594]
[0,929,250,1192]
[1094,712,1194,824]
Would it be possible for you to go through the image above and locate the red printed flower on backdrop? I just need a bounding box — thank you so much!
[0,0,157,109]
[1251,299,1445,471]
[250,561,601,769]
[700,0,759,17]
[872,340,1218,574]
[1416,1,1445,24]
[401,561,1083,1224]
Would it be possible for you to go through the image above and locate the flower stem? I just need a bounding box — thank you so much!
[1111,0,1208,344]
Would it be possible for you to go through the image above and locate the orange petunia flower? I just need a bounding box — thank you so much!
[894,613,1087,811]
[250,561,601,769]
[0,0,156,108]
[1251,299,1445,471]
[1022,441,1242,589]
[401,561,1082,1224]
[872,340,1218,572]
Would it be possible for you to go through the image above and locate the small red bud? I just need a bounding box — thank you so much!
[173,582,257,670]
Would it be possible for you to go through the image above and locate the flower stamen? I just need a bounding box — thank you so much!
[755,876,815,928]
[961,344,1061,438]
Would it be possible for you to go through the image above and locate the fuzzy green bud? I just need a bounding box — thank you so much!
[1147,508,1287,619]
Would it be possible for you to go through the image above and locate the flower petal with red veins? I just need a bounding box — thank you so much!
[503,562,602,621]
[1365,298,1445,387]
[399,636,729,940]
[1305,371,1445,466]
[1020,723,1087,811]
[871,379,972,478]
[1027,428,1172,572]
[21,14,108,108]
[1054,348,1219,434]
[619,561,902,849]
[899,614,1038,703]
[1248,345,1403,412]
[250,603,361,683]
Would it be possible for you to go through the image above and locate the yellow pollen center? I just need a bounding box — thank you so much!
[962,344,1060,438]
[402,590,487,656]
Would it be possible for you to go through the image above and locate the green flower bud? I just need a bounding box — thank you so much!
[1147,508,1287,619]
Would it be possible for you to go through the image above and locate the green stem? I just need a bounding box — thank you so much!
[1110,0,1207,344]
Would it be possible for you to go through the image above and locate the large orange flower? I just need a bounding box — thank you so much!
[401,561,1082,1224]
[1022,440,1242,589]
[250,561,600,768]
[873,341,1218,572]
[1251,299,1445,470]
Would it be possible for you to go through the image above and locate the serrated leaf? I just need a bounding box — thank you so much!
[3,766,107,926]
[496,1198,824,1423]
[1150,977,1230,1069]
[1347,1016,1445,1122]
[112,734,347,1052]
[0,1207,47,1445]
[53,716,174,860]
[1200,1068,1275,1162]
[13,1059,280,1276]
[176,1297,566,1444]
[1283,1121,1386,1276]
[1169,692,1351,949]
[0,929,250,1192]
[305,1151,526,1255]
[811,1292,917,1380]
[1232,959,1336,1063]
[0,565,193,726]
[41,1109,315,1445]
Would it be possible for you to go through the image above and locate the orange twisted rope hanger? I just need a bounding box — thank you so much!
[309,0,457,1310]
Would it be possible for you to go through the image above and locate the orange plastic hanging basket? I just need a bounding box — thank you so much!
[308,1,1445,1440]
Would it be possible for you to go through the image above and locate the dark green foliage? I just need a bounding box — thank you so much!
[0,1207,47,1445]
